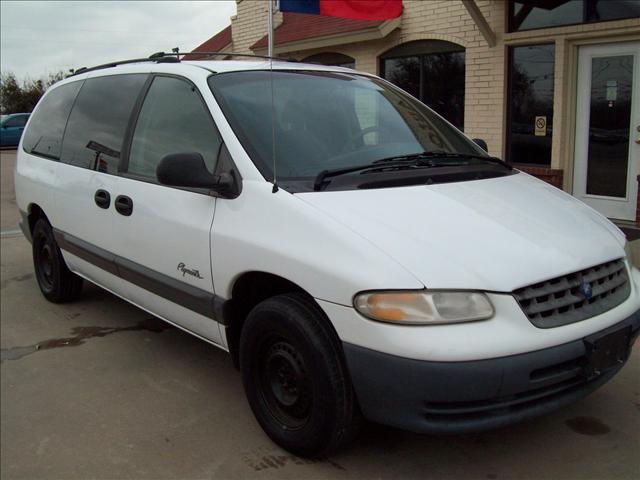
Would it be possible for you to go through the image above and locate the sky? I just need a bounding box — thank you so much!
[0,1,237,81]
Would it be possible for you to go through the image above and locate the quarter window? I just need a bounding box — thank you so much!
[127,76,222,179]
[61,74,147,174]
[22,81,82,160]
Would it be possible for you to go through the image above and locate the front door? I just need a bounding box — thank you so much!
[573,41,640,221]
[111,74,224,345]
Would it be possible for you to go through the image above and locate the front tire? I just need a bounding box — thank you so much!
[32,219,83,302]
[239,293,359,457]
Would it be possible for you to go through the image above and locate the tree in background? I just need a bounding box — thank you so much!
[0,71,66,114]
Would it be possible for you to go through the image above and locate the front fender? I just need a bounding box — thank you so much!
[210,180,423,305]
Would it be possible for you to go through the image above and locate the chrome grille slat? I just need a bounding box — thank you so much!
[513,259,630,328]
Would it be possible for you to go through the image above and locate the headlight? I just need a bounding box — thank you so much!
[353,290,494,325]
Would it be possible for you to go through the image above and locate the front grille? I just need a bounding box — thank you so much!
[513,259,630,328]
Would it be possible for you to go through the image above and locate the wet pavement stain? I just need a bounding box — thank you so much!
[0,318,171,362]
[565,416,611,436]
[0,272,33,290]
[242,448,346,472]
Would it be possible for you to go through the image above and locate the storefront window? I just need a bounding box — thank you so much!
[509,0,640,32]
[506,44,555,166]
[302,52,355,69]
[380,41,465,130]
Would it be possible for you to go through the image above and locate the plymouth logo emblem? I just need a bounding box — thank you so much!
[580,280,593,300]
[177,262,204,279]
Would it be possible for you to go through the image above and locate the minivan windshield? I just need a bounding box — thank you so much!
[208,70,498,191]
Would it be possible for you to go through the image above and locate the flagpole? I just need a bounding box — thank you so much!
[268,0,277,192]
[267,0,274,57]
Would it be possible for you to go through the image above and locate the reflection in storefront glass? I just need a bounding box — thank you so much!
[586,55,633,198]
[510,0,640,32]
[507,44,555,166]
[382,50,465,131]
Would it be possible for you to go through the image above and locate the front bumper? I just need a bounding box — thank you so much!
[343,309,640,434]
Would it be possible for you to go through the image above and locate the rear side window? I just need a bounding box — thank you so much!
[127,76,222,179]
[23,81,82,159]
[61,74,147,174]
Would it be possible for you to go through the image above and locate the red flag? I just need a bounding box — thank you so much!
[280,0,403,21]
[321,1,402,20]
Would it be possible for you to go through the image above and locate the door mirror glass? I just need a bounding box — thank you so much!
[473,138,488,151]
[156,152,234,193]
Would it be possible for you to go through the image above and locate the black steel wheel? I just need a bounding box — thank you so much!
[32,218,83,302]
[240,293,360,457]
[257,337,313,430]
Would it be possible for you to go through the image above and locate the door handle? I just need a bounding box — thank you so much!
[94,189,111,209]
[114,195,133,216]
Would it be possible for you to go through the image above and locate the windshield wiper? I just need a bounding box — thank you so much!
[313,151,510,191]
[313,158,441,191]
[374,151,511,169]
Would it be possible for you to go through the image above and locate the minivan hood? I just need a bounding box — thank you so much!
[296,172,626,292]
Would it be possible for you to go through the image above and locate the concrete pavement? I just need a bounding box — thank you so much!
[1,149,639,479]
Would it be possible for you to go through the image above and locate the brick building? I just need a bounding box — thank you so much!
[193,0,640,224]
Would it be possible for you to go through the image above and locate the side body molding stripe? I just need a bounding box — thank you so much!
[53,228,228,324]
[53,229,118,275]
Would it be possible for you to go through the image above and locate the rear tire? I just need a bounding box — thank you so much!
[239,293,360,457]
[32,219,83,302]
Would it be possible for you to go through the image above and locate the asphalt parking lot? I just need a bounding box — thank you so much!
[1,148,639,479]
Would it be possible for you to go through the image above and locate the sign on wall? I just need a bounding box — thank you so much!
[535,116,547,136]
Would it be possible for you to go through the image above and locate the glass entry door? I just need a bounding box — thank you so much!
[573,42,639,221]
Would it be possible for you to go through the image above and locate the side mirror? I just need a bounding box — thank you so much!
[472,138,488,152]
[156,152,235,195]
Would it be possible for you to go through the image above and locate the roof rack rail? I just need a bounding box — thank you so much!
[71,50,297,77]
[180,51,298,62]
[72,53,179,76]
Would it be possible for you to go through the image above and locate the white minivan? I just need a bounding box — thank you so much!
[15,56,640,456]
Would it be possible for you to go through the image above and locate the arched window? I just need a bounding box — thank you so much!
[302,52,356,69]
[380,40,465,130]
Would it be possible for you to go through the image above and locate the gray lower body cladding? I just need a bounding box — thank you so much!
[343,309,640,434]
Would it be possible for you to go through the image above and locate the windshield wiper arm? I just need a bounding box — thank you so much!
[410,151,512,170]
[313,158,441,191]
[372,152,433,164]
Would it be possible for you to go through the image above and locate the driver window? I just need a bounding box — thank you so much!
[128,76,222,179]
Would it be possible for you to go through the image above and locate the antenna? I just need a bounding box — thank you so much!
[268,0,278,193]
